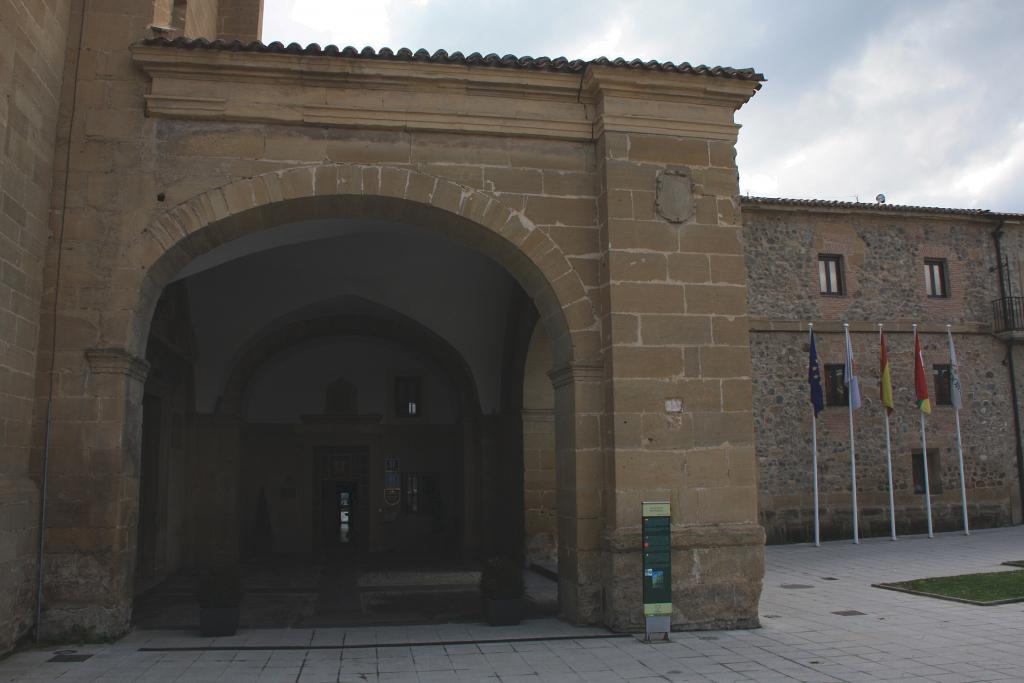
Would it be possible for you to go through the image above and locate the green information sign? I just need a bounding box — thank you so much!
[642,501,672,621]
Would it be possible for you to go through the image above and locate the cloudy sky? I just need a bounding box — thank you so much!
[263,0,1024,212]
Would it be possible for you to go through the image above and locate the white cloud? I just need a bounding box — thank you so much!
[741,173,779,197]
[954,121,1024,203]
[289,0,394,48]
[263,0,1024,211]
[564,19,626,61]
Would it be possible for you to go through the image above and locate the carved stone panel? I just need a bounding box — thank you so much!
[656,169,695,224]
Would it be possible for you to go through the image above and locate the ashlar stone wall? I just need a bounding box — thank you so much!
[743,203,1023,542]
[0,0,71,653]
[19,0,765,642]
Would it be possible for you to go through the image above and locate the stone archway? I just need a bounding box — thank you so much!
[46,164,606,638]
[122,164,598,365]
[214,309,489,560]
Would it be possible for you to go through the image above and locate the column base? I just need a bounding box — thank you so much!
[602,522,765,632]
[0,475,40,654]
[557,547,604,624]
[38,605,131,643]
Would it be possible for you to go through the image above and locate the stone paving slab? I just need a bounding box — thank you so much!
[2,527,1023,681]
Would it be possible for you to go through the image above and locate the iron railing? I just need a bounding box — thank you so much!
[993,297,1024,333]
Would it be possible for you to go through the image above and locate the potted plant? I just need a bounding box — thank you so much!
[480,556,525,626]
[198,565,243,637]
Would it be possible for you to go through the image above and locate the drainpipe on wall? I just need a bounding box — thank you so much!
[35,0,88,643]
[991,221,1024,524]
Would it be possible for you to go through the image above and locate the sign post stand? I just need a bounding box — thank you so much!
[642,501,672,642]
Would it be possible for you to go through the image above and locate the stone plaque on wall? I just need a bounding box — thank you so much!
[656,169,695,224]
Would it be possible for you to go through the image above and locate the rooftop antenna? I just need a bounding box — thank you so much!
[875,193,886,204]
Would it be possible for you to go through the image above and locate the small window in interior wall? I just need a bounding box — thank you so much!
[911,449,942,494]
[933,365,952,406]
[924,259,949,298]
[824,364,848,407]
[394,376,421,418]
[818,254,845,295]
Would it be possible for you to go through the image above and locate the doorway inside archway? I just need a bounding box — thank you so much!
[130,219,559,628]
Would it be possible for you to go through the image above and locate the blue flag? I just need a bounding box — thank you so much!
[808,330,825,417]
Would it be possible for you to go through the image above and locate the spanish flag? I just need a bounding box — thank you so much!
[914,328,931,415]
[879,331,894,415]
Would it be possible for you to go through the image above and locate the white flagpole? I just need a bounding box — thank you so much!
[954,409,969,535]
[947,324,970,535]
[915,323,934,539]
[920,411,933,539]
[810,323,820,548]
[844,323,859,544]
[880,324,896,541]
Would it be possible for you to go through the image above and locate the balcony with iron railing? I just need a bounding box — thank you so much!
[993,297,1024,339]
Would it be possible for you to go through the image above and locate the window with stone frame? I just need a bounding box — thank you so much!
[818,254,845,295]
[933,364,952,406]
[911,449,943,494]
[924,259,949,298]
[823,364,848,407]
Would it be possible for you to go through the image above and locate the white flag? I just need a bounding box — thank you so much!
[947,329,963,410]
[844,326,862,410]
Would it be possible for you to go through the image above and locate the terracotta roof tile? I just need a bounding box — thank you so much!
[741,196,1024,219]
[138,37,765,83]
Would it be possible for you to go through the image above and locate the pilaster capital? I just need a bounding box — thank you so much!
[581,65,760,141]
[548,361,604,388]
[85,348,151,383]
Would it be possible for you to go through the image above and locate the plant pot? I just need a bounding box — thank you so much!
[199,606,240,637]
[483,597,524,626]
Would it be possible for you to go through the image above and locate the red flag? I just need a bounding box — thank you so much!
[914,329,931,415]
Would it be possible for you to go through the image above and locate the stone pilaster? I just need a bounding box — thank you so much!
[548,361,604,624]
[587,67,765,631]
[194,414,245,569]
[39,348,149,640]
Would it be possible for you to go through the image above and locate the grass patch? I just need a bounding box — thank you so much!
[875,569,1024,605]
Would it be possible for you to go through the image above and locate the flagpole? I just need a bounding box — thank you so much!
[915,323,934,539]
[948,324,970,535]
[844,323,859,544]
[810,323,820,548]
[880,324,896,541]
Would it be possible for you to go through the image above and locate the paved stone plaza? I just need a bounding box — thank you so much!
[2,526,1022,682]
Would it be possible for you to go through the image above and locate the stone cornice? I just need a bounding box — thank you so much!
[521,408,555,422]
[583,66,759,141]
[85,348,151,383]
[131,45,755,142]
[749,318,992,335]
[548,361,605,388]
[741,199,1021,224]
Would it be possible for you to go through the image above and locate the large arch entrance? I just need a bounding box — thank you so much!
[28,30,769,644]
[78,165,604,631]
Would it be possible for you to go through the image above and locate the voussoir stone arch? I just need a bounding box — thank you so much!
[122,163,597,368]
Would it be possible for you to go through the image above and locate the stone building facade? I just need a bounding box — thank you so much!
[0,0,1020,657]
[742,199,1024,543]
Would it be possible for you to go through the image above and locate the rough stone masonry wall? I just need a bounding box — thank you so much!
[0,0,71,651]
[743,206,1021,543]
